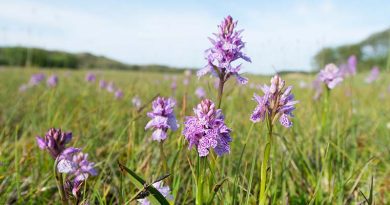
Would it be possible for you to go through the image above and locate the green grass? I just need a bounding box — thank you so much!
[0,67,389,204]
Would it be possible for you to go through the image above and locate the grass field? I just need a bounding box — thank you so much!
[0,67,389,204]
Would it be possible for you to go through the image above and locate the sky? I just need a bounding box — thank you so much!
[0,0,389,74]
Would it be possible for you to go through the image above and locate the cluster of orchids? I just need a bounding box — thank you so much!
[145,96,233,205]
[36,128,97,205]
[147,15,295,205]
[19,73,59,92]
[85,72,124,100]
[30,14,385,204]
[314,55,381,100]
[143,15,299,205]
[34,15,301,205]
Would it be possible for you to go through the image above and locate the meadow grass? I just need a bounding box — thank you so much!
[0,67,389,204]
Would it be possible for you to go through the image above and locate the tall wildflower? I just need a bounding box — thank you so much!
[183,99,232,204]
[317,63,343,134]
[145,97,178,142]
[198,15,251,108]
[145,96,178,173]
[250,75,297,205]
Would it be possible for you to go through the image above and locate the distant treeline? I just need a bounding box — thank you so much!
[0,46,184,73]
[314,28,390,71]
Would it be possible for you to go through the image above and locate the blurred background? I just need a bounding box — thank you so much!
[0,0,389,74]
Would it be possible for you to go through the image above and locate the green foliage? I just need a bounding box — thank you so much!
[0,47,185,73]
[118,162,170,205]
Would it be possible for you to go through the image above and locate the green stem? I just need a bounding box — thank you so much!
[217,78,225,109]
[196,157,207,205]
[159,142,168,173]
[259,120,273,205]
[321,87,330,136]
[54,158,68,205]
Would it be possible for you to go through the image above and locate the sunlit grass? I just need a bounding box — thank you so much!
[0,67,389,204]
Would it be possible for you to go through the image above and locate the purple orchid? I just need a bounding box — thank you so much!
[347,55,357,76]
[365,66,380,83]
[29,73,45,86]
[197,15,251,85]
[171,81,177,91]
[106,82,116,93]
[251,75,298,128]
[36,128,72,158]
[85,73,96,82]
[183,78,190,86]
[318,63,343,89]
[195,87,206,99]
[145,97,178,141]
[47,75,58,87]
[132,96,142,109]
[115,89,124,100]
[57,148,97,182]
[183,99,232,157]
[99,80,107,89]
[250,93,269,123]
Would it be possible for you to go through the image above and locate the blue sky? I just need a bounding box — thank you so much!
[0,0,389,74]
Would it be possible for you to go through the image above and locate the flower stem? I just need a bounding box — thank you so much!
[259,120,273,205]
[196,156,207,205]
[217,78,225,109]
[159,142,168,173]
[54,158,67,205]
[321,87,330,136]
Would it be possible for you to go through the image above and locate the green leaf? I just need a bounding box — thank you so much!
[368,176,374,205]
[118,161,170,205]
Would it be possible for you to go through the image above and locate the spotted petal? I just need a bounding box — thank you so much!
[279,114,292,128]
